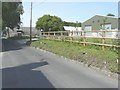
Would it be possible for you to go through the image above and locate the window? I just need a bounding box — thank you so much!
[85,25,92,31]
[101,24,111,30]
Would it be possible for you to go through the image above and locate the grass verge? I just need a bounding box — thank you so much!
[31,39,119,73]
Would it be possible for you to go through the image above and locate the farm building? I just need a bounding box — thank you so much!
[20,27,39,36]
[7,27,39,37]
[63,26,82,36]
[82,15,119,37]
[82,15,118,30]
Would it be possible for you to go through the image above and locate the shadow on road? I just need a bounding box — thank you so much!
[2,39,25,52]
[2,61,55,88]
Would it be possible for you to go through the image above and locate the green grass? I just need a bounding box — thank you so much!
[31,39,119,73]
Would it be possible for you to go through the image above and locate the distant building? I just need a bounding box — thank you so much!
[20,27,39,36]
[82,15,118,31]
[63,26,82,36]
[82,15,119,37]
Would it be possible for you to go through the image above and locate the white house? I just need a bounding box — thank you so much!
[63,26,82,36]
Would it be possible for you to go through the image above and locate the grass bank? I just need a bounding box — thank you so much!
[31,39,118,73]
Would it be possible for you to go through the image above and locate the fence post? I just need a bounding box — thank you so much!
[102,30,105,50]
[60,31,63,36]
[60,31,62,40]
[81,31,82,36]
[53,31,55,40]
[70,31,73,42]
[54,31,55,36]
[79,31,82,43]
[42,32,45,39]
[48,32,50,40]
[83,31,86,46]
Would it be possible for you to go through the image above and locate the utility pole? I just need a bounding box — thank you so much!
[30,2,32,43]
[76,21,78,30]
[76,21,78,36]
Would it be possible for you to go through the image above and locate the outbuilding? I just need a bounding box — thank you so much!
[63,26,82,36]
[82,15,118,31]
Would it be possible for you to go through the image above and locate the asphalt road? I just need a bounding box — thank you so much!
[2,39,118,88]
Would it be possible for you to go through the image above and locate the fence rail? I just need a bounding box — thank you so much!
[41,30,120,50]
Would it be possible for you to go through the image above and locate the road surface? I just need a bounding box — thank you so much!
[2,39,118,88]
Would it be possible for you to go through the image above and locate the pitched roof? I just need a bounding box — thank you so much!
[82,15,118,23]
[63,26,82,31]
[95,15,118,19]
[20,27,37,31]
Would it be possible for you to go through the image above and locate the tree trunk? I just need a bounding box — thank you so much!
[7,29,10,38]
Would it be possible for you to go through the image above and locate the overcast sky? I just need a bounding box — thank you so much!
[21,2,118,27]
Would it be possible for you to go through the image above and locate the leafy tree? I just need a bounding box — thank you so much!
[0,19,1,28]
[36,15,64,32]
[0,2,2,31]
[63,21,81,27]
[107,13,115,16]
[2,2,24,37]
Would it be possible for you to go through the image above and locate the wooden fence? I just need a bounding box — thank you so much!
[41,30,120,50]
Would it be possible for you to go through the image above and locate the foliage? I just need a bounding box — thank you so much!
[0,2,2,31]
[2,2,24,30]
[110,65,118,73]
[0,16,2,31]
[36,15,82,32]
[36,15,64,32]
[107,13,115,16]
[63,21,81,27]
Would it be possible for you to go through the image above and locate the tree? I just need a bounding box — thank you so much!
[63,21,81,27]
[0,15,2,31]
[36,15,64,32]
[107,13,115,16]
[0,2,1,31]
[2,2,24,37]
